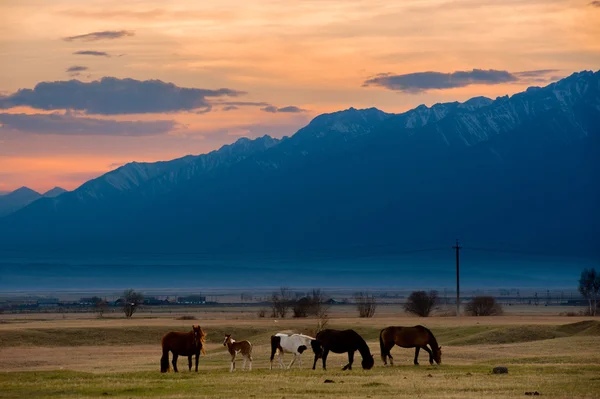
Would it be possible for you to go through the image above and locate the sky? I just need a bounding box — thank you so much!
[0,0,599,193]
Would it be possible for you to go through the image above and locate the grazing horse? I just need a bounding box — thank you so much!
[270,333,319,370]
[160,325,206,372]
[223,334,253,372]
[311,329,374,371]
[379,325,442,366]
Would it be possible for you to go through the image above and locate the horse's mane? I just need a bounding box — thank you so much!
[425,327,439,353]
[198,328,207,355]
[355,332,371,358]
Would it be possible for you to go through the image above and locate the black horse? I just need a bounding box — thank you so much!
[311,329,374,370]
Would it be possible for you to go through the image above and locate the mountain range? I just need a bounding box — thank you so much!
[0,186,67,218]
[0,70,598,258]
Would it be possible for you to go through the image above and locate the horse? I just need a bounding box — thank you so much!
[311,329,374,371]
[223,334,253,372]
[270,333,319,370]
[160,325,206,372]
[379,325,442,366]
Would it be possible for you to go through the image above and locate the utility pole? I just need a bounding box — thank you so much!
[453,239,462,317]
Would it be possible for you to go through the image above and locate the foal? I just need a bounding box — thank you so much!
[223,334,253,372]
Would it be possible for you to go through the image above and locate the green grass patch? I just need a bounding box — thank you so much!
[1,365,600,398]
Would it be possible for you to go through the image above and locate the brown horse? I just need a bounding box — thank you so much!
[311,329,374,371]
[160,325,206,372]
[379,325,442,366]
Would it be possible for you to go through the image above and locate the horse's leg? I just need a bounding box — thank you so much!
[342,351,355,370]
[160,348,170,373]
[230,353,236,372]
[188,355,192,371]
[421,346,434,365]
[278,351,285,369]
[413,347,420,366]
[172,353,179,372]
[312,352,319,370]
[242,356,247,371]
[322,348,330,370]
[195,353,199,372]
[287,353,297,369]
[386,342,395,366]
[248,355,252,371]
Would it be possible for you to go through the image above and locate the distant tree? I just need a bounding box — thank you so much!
[354,292,377,318]
[465,296,503,316]
[121,289,144,318]
[404,290,439,317]
[578,268,600,316]
[270,287,292,318]
[91,296,108,317]
[292,289,329,318]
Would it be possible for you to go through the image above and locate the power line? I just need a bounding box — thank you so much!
[463,246,586,258]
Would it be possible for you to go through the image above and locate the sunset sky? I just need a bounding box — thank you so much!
[1,0,599,193]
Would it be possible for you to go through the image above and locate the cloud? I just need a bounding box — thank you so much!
[73,51,110,57]
[66,66,88,73]
[363,68,560,93]
[589,1,600,7]
[222,105,239,111]
[0,77,246,115]
[63,30,134,42]
[513,69,559,78]
[218,101,270,107]
[260,105,306,113]
[277,106,306,113]
[0,113,176,136]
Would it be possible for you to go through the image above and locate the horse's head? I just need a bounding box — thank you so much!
[310,339,323,358]
[192,325,202,346]
[433,346,442,364]
[223,334,232,346]
[361,354,375,370]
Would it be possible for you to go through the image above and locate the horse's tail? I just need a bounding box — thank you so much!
[379,328,388,363]
[269,335,280,362]
[160,346,170,373]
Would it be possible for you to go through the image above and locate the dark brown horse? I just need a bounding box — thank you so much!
[160,325,206,372]
[311,329,374,370]
[379,325,442,366]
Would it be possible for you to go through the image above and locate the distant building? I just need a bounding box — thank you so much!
[37,298,60,308]
[143,297,169,305]
[177,295,206,304]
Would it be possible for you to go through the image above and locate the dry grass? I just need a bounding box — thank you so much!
[0,313,599,398]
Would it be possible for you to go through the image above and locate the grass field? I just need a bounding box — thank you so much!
[1,310,600,398]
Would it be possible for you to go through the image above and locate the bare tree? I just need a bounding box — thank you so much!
[271,287,292,318]
[292,289,329,318]
[578,268,600,316]
[315,292,330,333]
[465,296,503,316]
[404,290,439,317]
[91,296,108,318]
[354,292,377,318]
[122,289,144,318]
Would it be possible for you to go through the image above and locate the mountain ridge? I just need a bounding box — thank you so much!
[1,70,598,257]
